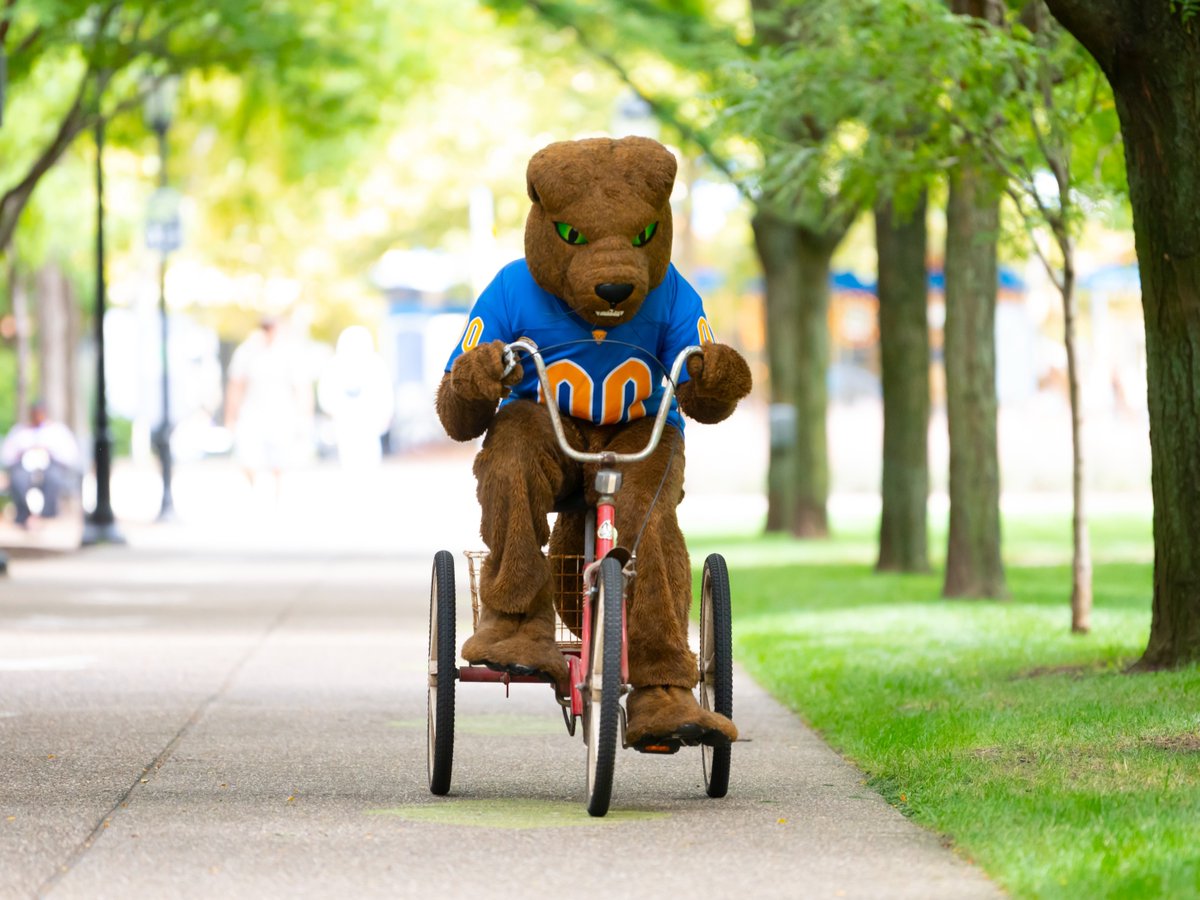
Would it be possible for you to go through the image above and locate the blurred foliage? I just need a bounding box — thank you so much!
[0,349,15,437]
[0,0,1138,397]
[1170,0,1200,24]
[489,0,749,182]
[173,0,638,343]
[724,0,1126,239]
[0,0,438,323]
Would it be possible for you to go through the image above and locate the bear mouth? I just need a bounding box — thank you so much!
[594,309,626,318]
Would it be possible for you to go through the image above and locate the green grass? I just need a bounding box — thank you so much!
[689,512,1200,900]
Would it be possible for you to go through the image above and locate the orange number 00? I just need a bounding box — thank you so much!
[539,358,654,425]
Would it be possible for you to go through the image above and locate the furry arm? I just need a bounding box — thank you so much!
[676,342,753,425]
[435,340,524,441]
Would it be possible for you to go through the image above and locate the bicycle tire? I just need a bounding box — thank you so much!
[700,553,733,798]
[427,550,457,795]
[585,556,624,817]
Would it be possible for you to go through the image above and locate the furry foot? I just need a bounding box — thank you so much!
[462,606,569,693]
[625,685,737,750]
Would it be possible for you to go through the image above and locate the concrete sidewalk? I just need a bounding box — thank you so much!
[0,460,1001,900]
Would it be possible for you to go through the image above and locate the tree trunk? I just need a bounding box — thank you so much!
[1059,257,1093,632]
[942,164,1006,598]
[1103,20,1200,668]
[10,254,31,421]
[753,211,801,533]
[792,226,833,538]
[876,194,931,573]
[35,264,78,428]
[751,212,833,537]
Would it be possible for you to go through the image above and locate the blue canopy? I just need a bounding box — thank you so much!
[830,268,1026,295]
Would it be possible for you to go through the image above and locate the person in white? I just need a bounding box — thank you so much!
[317,325,394,470]
[1,401,82,527]
[224,316,312,499]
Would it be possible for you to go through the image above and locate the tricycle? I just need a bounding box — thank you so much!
[426,339,733,817]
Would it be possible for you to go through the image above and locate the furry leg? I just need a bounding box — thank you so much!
[462,400,575,688]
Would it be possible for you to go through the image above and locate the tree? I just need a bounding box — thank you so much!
[1044,0,1200,667]
[736,0,973,565]
[742,0,860,538]
[962,5,1124,627]
[939,2,1007,598]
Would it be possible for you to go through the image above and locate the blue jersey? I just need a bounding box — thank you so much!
[445,260,717,433]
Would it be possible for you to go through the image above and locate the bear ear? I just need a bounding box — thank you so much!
[527,143,570,206]
[617,137,677,206]
[526,148,546,205]
[526,141,591,208]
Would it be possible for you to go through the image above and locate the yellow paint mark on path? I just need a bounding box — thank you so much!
[369,798,669,830]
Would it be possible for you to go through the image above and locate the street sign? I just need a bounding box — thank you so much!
[145,187,183,253]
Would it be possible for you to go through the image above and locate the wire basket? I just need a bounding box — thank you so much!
[464,551,585,650]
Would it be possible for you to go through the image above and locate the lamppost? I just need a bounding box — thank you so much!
[82,109,125,545]
[144,76,181,521]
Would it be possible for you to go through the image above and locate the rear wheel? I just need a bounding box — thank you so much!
[427,550,457,795]
[699,553,732,798]
[585,556,624,817]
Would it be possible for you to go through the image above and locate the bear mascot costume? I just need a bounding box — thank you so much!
[436,136,752,748]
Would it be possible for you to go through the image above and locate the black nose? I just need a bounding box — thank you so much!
[595,283,634,306]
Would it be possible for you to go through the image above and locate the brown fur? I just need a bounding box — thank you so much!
[437,137,751,743]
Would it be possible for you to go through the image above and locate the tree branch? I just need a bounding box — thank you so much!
[0,0,16,48]
[1007,183,1064,292]
[524,0,743,190]
[1041,0,1124,73]
[0,68,92,248]
[14,24,44,58]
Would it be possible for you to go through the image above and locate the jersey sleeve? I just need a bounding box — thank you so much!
[444,267,515,372]
[661,267,717,385]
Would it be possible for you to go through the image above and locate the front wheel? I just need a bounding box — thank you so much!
[585,556,624,817]
[699,553,732,798]
[427,550,457,795]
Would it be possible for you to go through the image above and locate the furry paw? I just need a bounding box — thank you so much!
[625,685,737,748]
[685,343,752,404]
[677,343,752,424]
[462,608,569,693]
[450,340,524,403]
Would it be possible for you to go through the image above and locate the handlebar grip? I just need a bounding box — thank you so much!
[500,346,518,380]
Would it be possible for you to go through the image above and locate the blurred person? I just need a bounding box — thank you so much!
[1,401,82,528]
[317,325,394,469]
[224,316,313,501]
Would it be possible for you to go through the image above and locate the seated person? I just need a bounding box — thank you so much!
[1,402,82,527]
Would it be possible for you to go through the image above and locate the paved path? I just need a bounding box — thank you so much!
[0,459,1001,899]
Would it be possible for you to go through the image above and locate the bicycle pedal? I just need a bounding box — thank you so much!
[634,739,682,755]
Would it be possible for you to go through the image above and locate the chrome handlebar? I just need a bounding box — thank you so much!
[502,338,704,465]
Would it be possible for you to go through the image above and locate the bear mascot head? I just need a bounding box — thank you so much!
[523,137,676,328]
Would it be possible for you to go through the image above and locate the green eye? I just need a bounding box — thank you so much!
[632,222,659,247]
[555,222,588,245]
